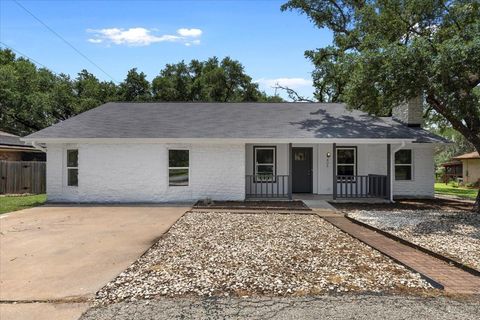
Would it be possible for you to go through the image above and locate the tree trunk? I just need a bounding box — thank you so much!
[425,93,480,212]
[475,189,480,213]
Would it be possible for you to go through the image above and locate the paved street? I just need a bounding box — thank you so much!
[80,294,480,320]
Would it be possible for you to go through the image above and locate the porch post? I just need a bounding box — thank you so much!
[332,143,337,200]
[288,143,293,200]
[387,144,392,201]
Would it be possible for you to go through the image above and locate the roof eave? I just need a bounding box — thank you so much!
[21,137,418,144]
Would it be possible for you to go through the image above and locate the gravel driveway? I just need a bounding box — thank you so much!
[81,295,480,320]
[346,210,480,271]
[96,211,431,304]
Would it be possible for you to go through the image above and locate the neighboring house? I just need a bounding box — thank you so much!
[23,100,447,203]
[0,131,46,161]
[441,160,463,183]
[453,151,480,185]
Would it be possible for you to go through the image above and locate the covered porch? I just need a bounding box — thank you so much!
[245,142,397,201]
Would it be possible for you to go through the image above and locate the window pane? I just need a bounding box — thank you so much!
[169,169,189,186]
[294,151,305,161]
[256,149,274,164]
[395,150,412,164]
[67,150,78,167]
[67,168,78,186]
[337,149,355,164]
[395,166,412,180]
[256,165,274,175]
[337,165,355,176]
[169,150,189,167]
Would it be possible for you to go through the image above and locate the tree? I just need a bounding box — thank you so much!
[152,57,280,102]
[282,0,480,210]
[0,48,283,136]
[119,68,151,102]
[74,69,119,112]
[0,49,71,135]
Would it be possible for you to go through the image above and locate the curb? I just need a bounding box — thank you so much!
[344,215,480,278]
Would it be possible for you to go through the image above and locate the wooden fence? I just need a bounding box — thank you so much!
[0,161,46,194]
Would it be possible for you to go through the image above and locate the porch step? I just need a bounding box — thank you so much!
[298,199,337,210]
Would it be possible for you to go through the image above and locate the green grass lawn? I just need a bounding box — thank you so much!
[0,194,47,215]
[434,183,478,200]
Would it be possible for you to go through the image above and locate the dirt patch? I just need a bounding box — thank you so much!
[193,200,311,211]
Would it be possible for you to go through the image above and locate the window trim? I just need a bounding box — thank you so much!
[336,146,357,177]
[253,146,277,182]
[394,149,413,181]
[168,148,190,187]
[66,149,78,187]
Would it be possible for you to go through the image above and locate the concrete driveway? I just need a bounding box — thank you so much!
[0,204,189,320]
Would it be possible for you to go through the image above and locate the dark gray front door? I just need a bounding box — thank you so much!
[292,147,313,193]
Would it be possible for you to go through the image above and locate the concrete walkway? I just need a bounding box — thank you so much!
[316,211,480,294]
[0,205,188,320]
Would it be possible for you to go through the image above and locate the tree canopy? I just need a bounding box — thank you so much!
[0,50,282,135]
[282,0,480,207]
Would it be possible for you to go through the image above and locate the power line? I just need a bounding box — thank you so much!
[13,0,118,83]
[0,41,61,75]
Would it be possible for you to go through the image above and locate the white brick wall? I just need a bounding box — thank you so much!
[46,141,434,202]
[45,143,245,202]
[393,143,435,198]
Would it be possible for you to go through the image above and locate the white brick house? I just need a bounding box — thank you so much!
[23,102,447,203]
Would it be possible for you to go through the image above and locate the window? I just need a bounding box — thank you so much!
[66,149,78,186]
[254,147,276,181]
[169,150,189,186]
[395,149,412,180]
[336,147,356,176]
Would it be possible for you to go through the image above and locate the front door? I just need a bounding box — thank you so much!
[292,147,313,193]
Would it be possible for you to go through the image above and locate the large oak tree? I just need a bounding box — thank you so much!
[282,0,480,208]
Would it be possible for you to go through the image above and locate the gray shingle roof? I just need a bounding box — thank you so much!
[0,131,35,148]
[24,102,448,143]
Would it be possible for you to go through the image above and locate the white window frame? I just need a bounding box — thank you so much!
[336,147,357,176]
[395,149,413,181]
[254,146,276,181]
[168,148,190,187]
[66,149,78,187]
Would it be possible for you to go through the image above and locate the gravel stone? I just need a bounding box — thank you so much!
[347,210,480,271]
[95,211,432,304]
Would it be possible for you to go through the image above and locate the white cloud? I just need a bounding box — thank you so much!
[177,28,202,37]
[87,27,202,46]
[255,77,312,89]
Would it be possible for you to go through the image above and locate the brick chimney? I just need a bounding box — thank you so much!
[392,96,423,127]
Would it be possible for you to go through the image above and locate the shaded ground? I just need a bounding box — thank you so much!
[0,194,46,214]
[80,295,480,320]
[333,198,473,212]
[96,211,431,304]
[193,200,310,211]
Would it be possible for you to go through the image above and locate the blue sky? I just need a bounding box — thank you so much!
[0,0,333,99]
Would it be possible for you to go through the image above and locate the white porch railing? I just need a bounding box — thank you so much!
[245,175,291,199]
